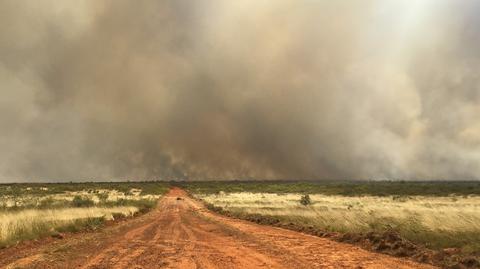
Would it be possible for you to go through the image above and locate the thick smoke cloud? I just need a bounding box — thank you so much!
[1,1,479,181]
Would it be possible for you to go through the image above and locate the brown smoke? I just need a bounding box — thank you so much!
[1,1,479,181]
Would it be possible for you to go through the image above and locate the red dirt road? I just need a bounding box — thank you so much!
[0,188,436,269]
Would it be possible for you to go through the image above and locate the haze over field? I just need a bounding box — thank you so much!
[1,1,480,181]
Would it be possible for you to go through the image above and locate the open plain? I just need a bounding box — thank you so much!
[0,188,436,269]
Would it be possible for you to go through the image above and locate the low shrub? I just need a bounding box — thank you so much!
[300,194,311,206]
[71,196,94,208]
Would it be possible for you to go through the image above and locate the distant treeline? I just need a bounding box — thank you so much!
[1,180,479,196]
[179,181,480,196]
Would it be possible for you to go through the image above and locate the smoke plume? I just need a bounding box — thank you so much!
[1,1,479,181]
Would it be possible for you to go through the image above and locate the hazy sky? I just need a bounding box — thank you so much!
[1,1,480,182]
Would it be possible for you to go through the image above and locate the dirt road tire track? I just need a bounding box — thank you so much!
[0,188,437,269]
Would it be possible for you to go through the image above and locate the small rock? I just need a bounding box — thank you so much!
[443,248,460,255]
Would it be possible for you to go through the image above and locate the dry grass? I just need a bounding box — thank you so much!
[198,192,480,252]
[0,189,162,210]
[0,206,138,246]
[0,185,164,247]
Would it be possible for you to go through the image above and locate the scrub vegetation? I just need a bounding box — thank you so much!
[0,182,168,247]
[183,180,480,196]
[198,192,480,250]
[188,181,480,267]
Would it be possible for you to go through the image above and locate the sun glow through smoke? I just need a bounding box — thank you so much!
[0,1,479,181]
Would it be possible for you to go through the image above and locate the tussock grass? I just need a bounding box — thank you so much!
[198,192,480,253]
[0,206,138,247]
[0,189,162,211]
[0,182,167,247]
[0,182,169,197]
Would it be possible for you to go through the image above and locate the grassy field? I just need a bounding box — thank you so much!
[198,193,480,250]
[2,180,479,266]
[0,182,168,247]
[187,181,480,267]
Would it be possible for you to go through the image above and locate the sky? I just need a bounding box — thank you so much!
[1,1,480,182]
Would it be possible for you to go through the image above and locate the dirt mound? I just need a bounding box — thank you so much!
[340,231,420,257]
